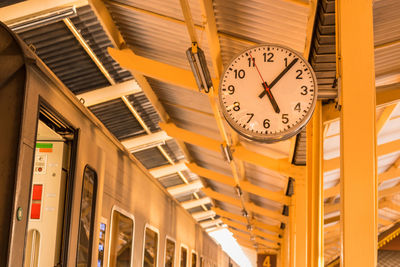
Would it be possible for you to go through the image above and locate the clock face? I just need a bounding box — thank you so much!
[218,44,318,143]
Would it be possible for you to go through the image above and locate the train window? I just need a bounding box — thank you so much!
[109,207,134,266]
[180,245,188,267]
[76,166,98,266]
[164,237,176,267]
[24,115,76,267]
[143,225,159,267]
[191,251,197,267]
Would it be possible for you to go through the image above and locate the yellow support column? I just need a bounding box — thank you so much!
[306,101,324,267]
[293,176,308,266]
[336,0,377,266]
[281,227,290,267]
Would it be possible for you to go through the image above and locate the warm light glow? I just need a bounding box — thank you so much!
[208,228,253,267]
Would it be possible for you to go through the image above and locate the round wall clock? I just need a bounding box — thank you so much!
[218,43,318,143]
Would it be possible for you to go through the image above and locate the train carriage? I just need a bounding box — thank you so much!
[0,21,238,267]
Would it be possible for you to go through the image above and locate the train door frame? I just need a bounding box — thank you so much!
[24,100,79,267]
[164,236,177,267]
[142,223,160,267]
[107,205,135,267]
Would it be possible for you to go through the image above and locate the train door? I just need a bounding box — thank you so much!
[24,107,77,267]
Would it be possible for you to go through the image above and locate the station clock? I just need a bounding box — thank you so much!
[218,44,318,143]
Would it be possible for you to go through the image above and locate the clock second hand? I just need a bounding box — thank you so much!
[258,57,299,99]
[248,52,280,114]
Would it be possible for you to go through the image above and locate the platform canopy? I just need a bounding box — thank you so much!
[1,0,400,264]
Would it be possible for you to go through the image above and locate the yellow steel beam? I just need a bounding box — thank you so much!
[377,104,398,135]
[89,0,125,49]
[337,0,377,266]
[159,122,305,178]
[202,187,288,223]
[198,0,223,78]
[179,0,198,43]
[108,47,219,92]
[324,164,400,201]
[220,218,281,243]
[303,0,318,60]
[212,207,283,235]
[233,145,306,179]
[306,101,324,267]
[229,228,280,249]
[186,163,290,205]
[380,199,400,213]
[324,138,400,173]
[323,83,400,125]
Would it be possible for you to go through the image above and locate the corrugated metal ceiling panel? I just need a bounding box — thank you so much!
[18,21,111,94]
[89,98,145,139]
[106,1,215,76]
[214,0,308,53]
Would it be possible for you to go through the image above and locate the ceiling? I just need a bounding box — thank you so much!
[1,0,400,264]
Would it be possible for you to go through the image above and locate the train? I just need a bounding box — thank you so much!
[0,21,240,267]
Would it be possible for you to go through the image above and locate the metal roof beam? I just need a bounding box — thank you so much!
[324,138,400,173]
[202,188,288,223]
[324,157,400,200]
[89,0,124,49]
[229,228,280,249]
[76,80,141,106]
[120,131,173,153]
[191,210,216,221]
[108,47,219,92]
[323,83,400,124]
[148,160,188,178]
[212,207,283,235]
[187,162,290,205]
[0,0,87,23]
[220,218,281,243]
[159,122,305,178]
[181,197,212,210]
[167,180,203,196]
[325,196,397,219]
[200,218,222,228]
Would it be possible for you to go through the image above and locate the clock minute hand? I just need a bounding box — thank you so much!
[249,52,280,113]
[258,58,299,98]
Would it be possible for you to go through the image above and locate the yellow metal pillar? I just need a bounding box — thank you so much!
[281,227,290,267]
[292,175,308,266]
[306,101,324,266]
[336,0,377,266]
[289,199,296,267]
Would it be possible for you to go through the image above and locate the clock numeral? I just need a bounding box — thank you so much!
[228,85,235,95]
[233,102,240,111]
[294,102,301,112]
[284,57,288,67]
[248,57,255,67]
[246,113,254,123]
[234,69,245,79]
[282,114,289,124]
[296,70,303,79]
[263,119,270,129]
[263,52,274,62]
[301,85,308,95]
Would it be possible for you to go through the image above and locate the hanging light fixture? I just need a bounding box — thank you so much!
[186,42,213,93]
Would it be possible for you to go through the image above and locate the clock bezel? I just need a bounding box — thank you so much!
[218,43,318,143]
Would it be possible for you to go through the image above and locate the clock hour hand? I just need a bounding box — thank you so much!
[262,82,280,114]
[259,58,299,98]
